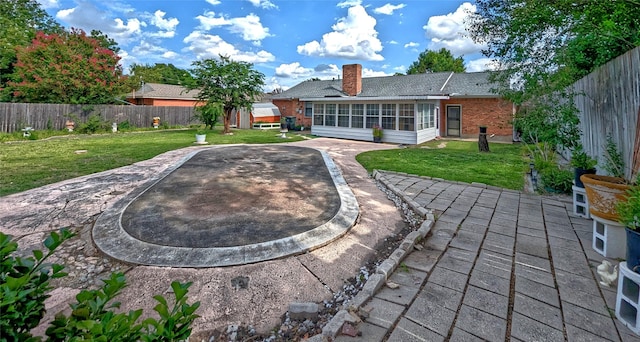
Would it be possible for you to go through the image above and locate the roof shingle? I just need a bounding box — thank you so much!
[273,71,501,99]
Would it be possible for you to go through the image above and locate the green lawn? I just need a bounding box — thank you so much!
[356,140,527,190]
[0,128,305,196]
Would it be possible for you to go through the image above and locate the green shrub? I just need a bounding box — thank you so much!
[118,120,132,131]
[78,114,109,134]
[0,229,74,341]
[539,166,573,194]
[1,230,200,341]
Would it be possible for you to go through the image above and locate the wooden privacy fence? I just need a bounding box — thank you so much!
[573,46,640,180]
[0,103,197,133]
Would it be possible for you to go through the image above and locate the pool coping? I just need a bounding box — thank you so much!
[92,144,359,267]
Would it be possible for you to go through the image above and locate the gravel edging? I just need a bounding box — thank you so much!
[316,170,435,340]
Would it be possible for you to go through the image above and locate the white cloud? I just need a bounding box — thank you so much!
[388,40,398,45]
[404,42,419,48]
[374,3,406,15]
[56,2,142,44]
[465,58,500,72]
[297,5,383,61]
[246,0,277,9]
[393,65,406,73]
[131,39,167,56]
[275,62,314,78]
[362,68,391,77]
[183,31,275,63]
[150,10,178,31]
[265,77,289,92]
[196,12,271,42]
[337,0,361,8]
[205,0,221,5]
[422,2,485,56]
[162,51,178,59]
[37,0,59,9]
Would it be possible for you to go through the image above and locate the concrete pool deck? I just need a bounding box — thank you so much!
[0,138,403,336]
[2,137,638,341]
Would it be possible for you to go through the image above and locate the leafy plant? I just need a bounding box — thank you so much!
[617,184,640,230]
[193,102,222,129]
[118,120,132,130]
[1,230,200,341]
[602,135,626,180]
[372,124,383,138]
[0,229,75,341]
[539,166,573,194]
[570,145,597,170]
[78,114,109,134]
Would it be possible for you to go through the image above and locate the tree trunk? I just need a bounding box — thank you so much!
[478,129,490,152]
[223,110,232,134]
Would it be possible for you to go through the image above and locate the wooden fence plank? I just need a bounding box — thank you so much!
[0,104,198,133]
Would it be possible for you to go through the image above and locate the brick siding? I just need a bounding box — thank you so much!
[440,98,513,138]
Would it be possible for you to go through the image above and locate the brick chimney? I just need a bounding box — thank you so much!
[342,64,362,96]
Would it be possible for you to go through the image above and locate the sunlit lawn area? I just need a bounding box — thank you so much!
[0,128,305,196]
[2,132,527,197]
[356,140,527,190]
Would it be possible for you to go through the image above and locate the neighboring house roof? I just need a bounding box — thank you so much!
[128,83,200,100]
[251,103,281,118]
[273,71,500,100]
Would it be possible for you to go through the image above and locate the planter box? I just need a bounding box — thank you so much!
[580,174,630,221]
[616,261,640,336]
[592,214,627,259]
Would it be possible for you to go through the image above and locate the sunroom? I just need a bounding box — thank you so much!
[304,97,445,145]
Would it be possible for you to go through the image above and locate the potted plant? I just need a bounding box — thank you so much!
[617,183,640,273]
[570,144,597,188]
[372,124,383,143]
[581,136,632,221]
[195,129,207,144]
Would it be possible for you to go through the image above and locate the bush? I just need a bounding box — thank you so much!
[118,120,132,131]
[78,114,109,134]
[539,166,573,194]
[0,230,200,341]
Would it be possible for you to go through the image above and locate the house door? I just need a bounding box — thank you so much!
[446,105,461,136]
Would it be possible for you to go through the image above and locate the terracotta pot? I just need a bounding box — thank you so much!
[580,174,630,221]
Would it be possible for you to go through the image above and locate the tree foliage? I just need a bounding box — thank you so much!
[129,63,195,87]
[194,103,223,129]
[468,0,640,102]
[188,56,265,134]
[9,28,125,104]
[406,48,466,74]
[0,0,63,101]
[469,0,640,152]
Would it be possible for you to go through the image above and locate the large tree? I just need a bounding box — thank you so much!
[468,0,640,102]
[9,28,124,104]
[129,63,195,87]
[188,56,265,134]
[406,48,466,74]
[469,0,640,152]
[0,0,63,101]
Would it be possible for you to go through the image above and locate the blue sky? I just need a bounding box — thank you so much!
[37,0,494,91]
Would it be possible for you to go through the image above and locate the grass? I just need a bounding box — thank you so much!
[0,128,305,196]
[356,140,527,190]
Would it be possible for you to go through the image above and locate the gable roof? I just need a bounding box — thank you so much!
[252,102,281,118]
[273,71,501,100]
[128,83,200,100]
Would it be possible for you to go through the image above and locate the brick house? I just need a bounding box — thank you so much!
[271,64,515,144]
[126,83,200,106]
